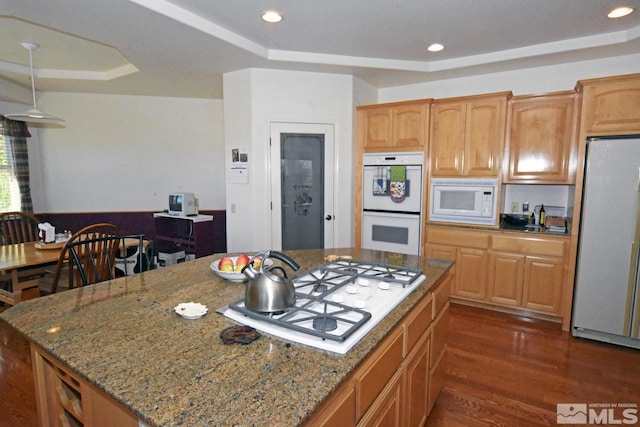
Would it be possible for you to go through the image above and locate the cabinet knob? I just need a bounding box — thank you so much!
[325,215,333,221]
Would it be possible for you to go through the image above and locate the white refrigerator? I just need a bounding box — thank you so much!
[572,137,640,349]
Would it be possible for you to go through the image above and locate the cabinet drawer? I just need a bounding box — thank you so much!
[426,227,490,249]
[356,327,403,421]
[404,294,433,354]
[304,380,355,427]
[491,235,566,256]
[432,271,452,318]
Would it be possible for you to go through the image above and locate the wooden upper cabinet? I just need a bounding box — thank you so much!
[577,73,640,135]
[430,93,509,177]
[358,100,430,151]
[504,91,578,183]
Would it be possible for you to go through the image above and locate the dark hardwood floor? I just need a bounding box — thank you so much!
[1,303,638,426]
[0,306,38,427]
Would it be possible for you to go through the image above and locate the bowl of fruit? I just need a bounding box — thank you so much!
[209,254,271,282]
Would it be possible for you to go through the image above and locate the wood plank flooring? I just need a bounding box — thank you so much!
[0,303,638,426]
[0,307,37,427]
[427,304,640,426]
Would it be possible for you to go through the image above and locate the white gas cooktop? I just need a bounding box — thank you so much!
[224,259,425,354]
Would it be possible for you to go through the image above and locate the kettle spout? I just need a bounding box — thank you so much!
[241,263,257,280]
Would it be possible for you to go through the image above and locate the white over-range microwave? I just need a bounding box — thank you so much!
[429,178,498,226]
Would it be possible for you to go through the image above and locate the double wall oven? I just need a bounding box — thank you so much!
[362,152,424,255]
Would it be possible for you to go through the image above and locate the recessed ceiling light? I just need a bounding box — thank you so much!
[607,6,634,18]
[262,10,283,23]
[427,43,444,52]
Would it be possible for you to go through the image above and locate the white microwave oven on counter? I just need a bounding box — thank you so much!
[429,178,498,226]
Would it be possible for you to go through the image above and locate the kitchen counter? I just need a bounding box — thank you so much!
[427,220,571,237]
[498,222,569,235]
[0,248,453,426]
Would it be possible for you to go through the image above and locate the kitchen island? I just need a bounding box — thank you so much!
[0,248,453,426]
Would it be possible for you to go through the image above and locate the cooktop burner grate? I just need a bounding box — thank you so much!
[228,296,372,342]
[226,259,423,343]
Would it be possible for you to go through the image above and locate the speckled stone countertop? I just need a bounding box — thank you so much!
[1,248,452,427]
[427,221,571,238]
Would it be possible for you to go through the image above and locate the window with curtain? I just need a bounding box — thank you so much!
[0,116,32,213]
[0,135,21,211]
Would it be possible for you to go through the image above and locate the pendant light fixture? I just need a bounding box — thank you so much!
[6,42,65,125]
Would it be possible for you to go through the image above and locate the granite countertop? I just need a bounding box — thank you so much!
[0,248,453,427]
[427,219,571,238]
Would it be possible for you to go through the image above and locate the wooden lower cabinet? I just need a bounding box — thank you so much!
[356,328,404,420]
[522,255,564,314]
[404,332,431,427]
[305,273,451,427]
[428,303,450,413]
[31,346,138,427]
[487,252,525,307]
[358,369,404,427]
[455,248,489,300]
[426,226,568,320]
[305,380,356,427]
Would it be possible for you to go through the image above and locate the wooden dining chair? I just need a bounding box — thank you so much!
[67,234,146,287]
[46,223,120,293]
[0,211,40,245]
[0,211,43,300]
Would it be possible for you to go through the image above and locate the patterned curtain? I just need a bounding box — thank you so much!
[0,116,33,213]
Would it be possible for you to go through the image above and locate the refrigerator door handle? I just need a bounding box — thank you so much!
[629,167,640,338]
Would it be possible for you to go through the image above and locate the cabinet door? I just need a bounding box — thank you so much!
[430,102,466,176]
[487,252,525,307]
[464,97,507,176]
[393,103,427,148]
[522,255,564,314]
[581,76,640,134]
[454,248,489,300]
[362,107,393,149]
[505,93,577,183]
[428,302,450,414]
[404,333,430,427]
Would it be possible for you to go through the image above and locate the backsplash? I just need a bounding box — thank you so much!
[501,184,575,219]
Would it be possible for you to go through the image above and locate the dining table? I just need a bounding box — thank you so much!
[0,238,150,306]
[0,241,63,306]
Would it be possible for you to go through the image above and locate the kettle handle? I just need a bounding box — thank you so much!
[267,250,300,271]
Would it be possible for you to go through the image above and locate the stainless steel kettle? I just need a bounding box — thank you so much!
[241,250,300,313]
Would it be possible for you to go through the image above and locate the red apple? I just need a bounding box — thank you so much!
[251,256,262,268]
[236,254,250,272]
[218,257,234,272]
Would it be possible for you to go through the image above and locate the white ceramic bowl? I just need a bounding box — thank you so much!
[209,256,272,282]
[174,302,208,320]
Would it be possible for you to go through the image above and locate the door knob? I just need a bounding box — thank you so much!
[325,215,333,220]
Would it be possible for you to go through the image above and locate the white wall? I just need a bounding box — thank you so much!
[378,54,640,102]
[15,93,226,213]
[224,69,355,253]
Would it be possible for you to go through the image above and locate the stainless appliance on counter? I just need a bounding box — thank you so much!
[361,152,424,255]
[429,177,498,226]
[572,136,640,349]
[224,258,425,354]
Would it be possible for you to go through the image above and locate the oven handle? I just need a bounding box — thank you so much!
[363,209,421,216]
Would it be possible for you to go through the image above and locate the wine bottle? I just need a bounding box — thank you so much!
[539,204,546,227]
